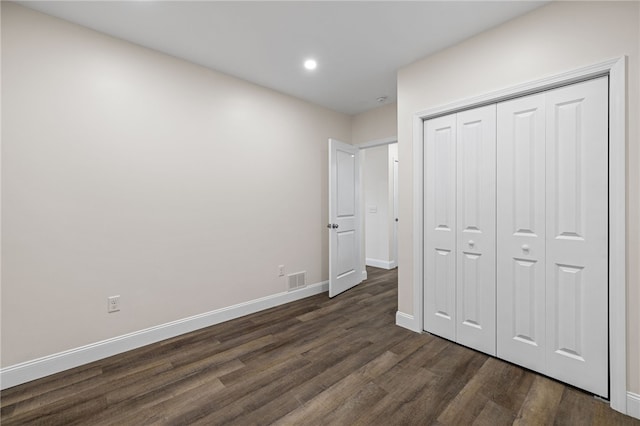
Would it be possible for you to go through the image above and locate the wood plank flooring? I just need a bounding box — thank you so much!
[1,267,638,425]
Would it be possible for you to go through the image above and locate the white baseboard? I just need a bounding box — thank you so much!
[0,280,328,390]
[361,269,368,281]
[366,258,395,270]
[628,392,640,419]
[395,311,420,332]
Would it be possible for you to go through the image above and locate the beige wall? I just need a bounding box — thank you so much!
[351,102,397,145]
[0,3,351,366]
[364,145,391,264]
[397,1,639,393]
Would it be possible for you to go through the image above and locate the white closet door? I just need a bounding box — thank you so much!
[456,105,496,356]
[423,114,457,340]
[497,94,546,371]
[545,77,608,397]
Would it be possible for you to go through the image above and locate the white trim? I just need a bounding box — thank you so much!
[395,311,420,332]
[0,280,329,390]
[365,258,395,270]
[607,56,627,414]
[412,113,425,333]
[411,57,627,414]
[627,392,640,420]
[357,136,397,149]
[362,270,368,281]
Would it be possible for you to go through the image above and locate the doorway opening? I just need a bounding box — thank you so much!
[359,139,398,280]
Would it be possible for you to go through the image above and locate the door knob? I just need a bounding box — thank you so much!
[468,240,475,247]
[332,224,339,229]
[327,223,332,229]
[522,244,530,253]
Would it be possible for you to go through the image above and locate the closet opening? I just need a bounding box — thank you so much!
[409,57,627,413]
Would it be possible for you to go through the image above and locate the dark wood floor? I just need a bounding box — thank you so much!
[1,267,638,425]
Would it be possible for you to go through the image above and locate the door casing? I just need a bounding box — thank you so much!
[356,136,398,280]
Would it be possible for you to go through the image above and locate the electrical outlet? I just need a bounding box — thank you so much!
[278,265,285,277]
[107,295,120,313]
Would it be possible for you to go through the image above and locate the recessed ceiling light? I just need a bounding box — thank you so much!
[304,59,317,70]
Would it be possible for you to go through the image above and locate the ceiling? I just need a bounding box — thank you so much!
[18,1,549,115]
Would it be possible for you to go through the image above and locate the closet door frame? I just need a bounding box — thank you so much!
[409,56,627,414]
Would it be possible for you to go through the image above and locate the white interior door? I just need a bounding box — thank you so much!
[329,138,362,298]
[545,77,608,397]
[497,93,546,371]
[456,105,496,356]
[423,113,457,340]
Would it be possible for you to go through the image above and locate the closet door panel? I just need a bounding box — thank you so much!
[423,114,457,339]
[456,105,496,356]
[545,77,608,397]
[496,94,546,372]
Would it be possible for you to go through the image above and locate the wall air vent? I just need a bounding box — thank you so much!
[287,271,307,291]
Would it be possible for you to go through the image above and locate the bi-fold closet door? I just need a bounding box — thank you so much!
[497,77,608,397]
[423,77,608,397]
[423,104,497,356]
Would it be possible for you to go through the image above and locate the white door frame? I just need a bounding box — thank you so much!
[357,136,398,280]
[392,157,399,269]
[409,57,627,413]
